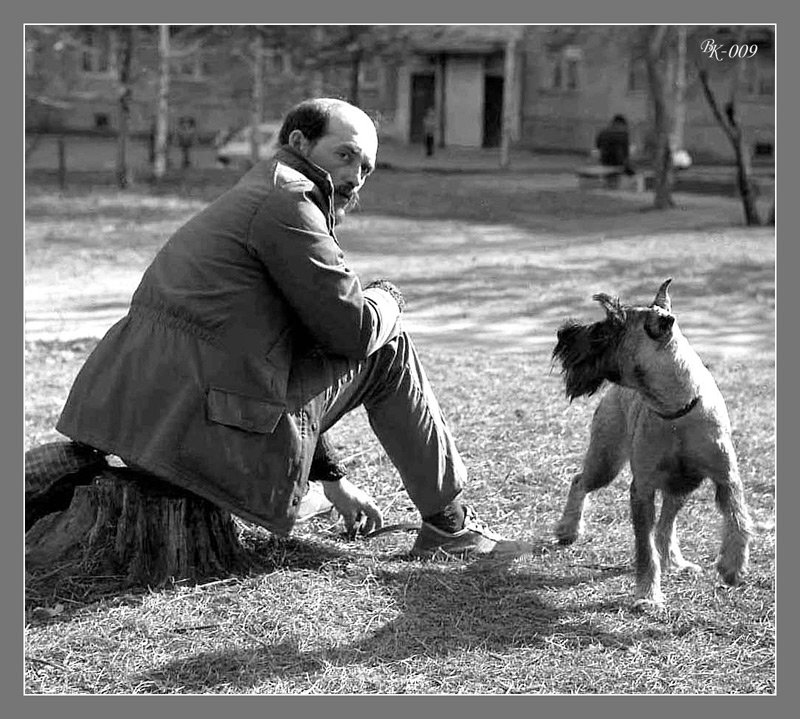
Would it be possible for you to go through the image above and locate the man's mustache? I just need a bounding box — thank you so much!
[335,186,360,213]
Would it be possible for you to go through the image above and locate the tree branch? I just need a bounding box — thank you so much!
[648,24,668,55]
[168,40,203,60]
[697,67,738,144]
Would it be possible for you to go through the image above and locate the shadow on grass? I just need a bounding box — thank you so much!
[133,552,644,693]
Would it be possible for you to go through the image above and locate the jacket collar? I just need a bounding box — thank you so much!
[273,146,335,199]
[272,147,338,232]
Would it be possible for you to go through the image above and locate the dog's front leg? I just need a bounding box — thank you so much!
[555,393,629,545]
[630,478,663,607]
[656,491,701,574]
[555,472,589,544]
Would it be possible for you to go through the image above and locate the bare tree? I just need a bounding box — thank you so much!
[153,25,171,180]
[249,31,266,165]
[694,26,769,226]
[308,26,412,106]
[672,25,688,154]
[697,71,761,226]
[149,25,211,179]
[115,26,135,189]
[25,26,78,164]
[643,25,675,209]
[208,26,290,166]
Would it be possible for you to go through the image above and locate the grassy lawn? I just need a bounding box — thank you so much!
[24,166,775,694]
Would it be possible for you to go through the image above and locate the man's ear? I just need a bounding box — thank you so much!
[288,129,311,155]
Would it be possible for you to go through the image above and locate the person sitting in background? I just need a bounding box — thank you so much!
[595,114,635,175]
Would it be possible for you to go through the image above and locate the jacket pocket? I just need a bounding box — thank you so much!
[206,387,284,434]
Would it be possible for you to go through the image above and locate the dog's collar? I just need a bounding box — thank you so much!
[656,396,700,421]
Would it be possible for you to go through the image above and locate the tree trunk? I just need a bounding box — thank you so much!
[672,25,687,152]
[732,131,761,225]
[154,24,171,180]
[645,26,675,209]
[500,33,518,169]
[349,49,361,106]
[250,34,264,167]
[115,26,134,189]
[25,435,349,589]
[26,459,250,588]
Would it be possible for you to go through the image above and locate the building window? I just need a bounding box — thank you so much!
[753,141,773,159]
[359,57,380,88]
[172,49,205,80]
[744,61,774,97]
[323,64,342,86]
[627,57,647,93]
[565,58,579,89]
[94,113,110,130]
[267,49,291,75]
[547,46,582,91]
[551,61,562,89]
[80,28,115,75]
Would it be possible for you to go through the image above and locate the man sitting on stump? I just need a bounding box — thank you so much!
[54,97,531,560]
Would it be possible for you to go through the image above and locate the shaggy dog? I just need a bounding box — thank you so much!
[551,279,753,607]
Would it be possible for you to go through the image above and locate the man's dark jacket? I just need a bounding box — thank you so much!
[595,125,630,168]
[56,148,400,534]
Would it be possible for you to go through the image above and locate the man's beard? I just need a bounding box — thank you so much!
[334,187,360,219]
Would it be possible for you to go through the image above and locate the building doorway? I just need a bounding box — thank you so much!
[483,75,504,148]
[410,73,435,143]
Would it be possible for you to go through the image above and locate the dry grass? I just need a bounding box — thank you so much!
[24,168,775,694]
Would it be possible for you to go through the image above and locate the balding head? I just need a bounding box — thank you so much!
[278,98,376,148]
[282,98,379,216]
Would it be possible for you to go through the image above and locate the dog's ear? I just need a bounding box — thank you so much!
[645,310,675,340]
[592,292,621,318]
[652,278,673,312]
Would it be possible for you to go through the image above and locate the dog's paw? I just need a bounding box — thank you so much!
[677,561,702,575]
[554,518,582,545]
[631,596,665,612]
[663,558,702,575]
[717,562,746,586]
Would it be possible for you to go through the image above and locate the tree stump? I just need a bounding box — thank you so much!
[25,443,251,588]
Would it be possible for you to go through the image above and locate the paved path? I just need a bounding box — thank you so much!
[25,140,774,361]
[25,216,775,362]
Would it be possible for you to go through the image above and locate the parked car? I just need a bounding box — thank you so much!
[215,121,282,168]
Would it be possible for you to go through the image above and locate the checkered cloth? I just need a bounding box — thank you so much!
[25,441,108,529]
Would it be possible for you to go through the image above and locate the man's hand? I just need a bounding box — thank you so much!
[321,477,383,539]
[365,279,406,313]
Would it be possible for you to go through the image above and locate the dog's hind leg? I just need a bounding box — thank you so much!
[555,392,629,545]
[630,478,663,606]
[656,492,701,574]
[710,447,753,586]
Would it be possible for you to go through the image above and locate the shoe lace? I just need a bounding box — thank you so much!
[462,505,490,533]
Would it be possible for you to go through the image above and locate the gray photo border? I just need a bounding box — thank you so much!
[11,1,790,716]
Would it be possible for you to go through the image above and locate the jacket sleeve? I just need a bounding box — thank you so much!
[247,185,400,358]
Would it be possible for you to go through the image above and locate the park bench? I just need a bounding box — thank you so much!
[575,165,646,192]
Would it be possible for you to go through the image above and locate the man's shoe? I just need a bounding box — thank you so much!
[410,505,533,559]
[295,481,335,523]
